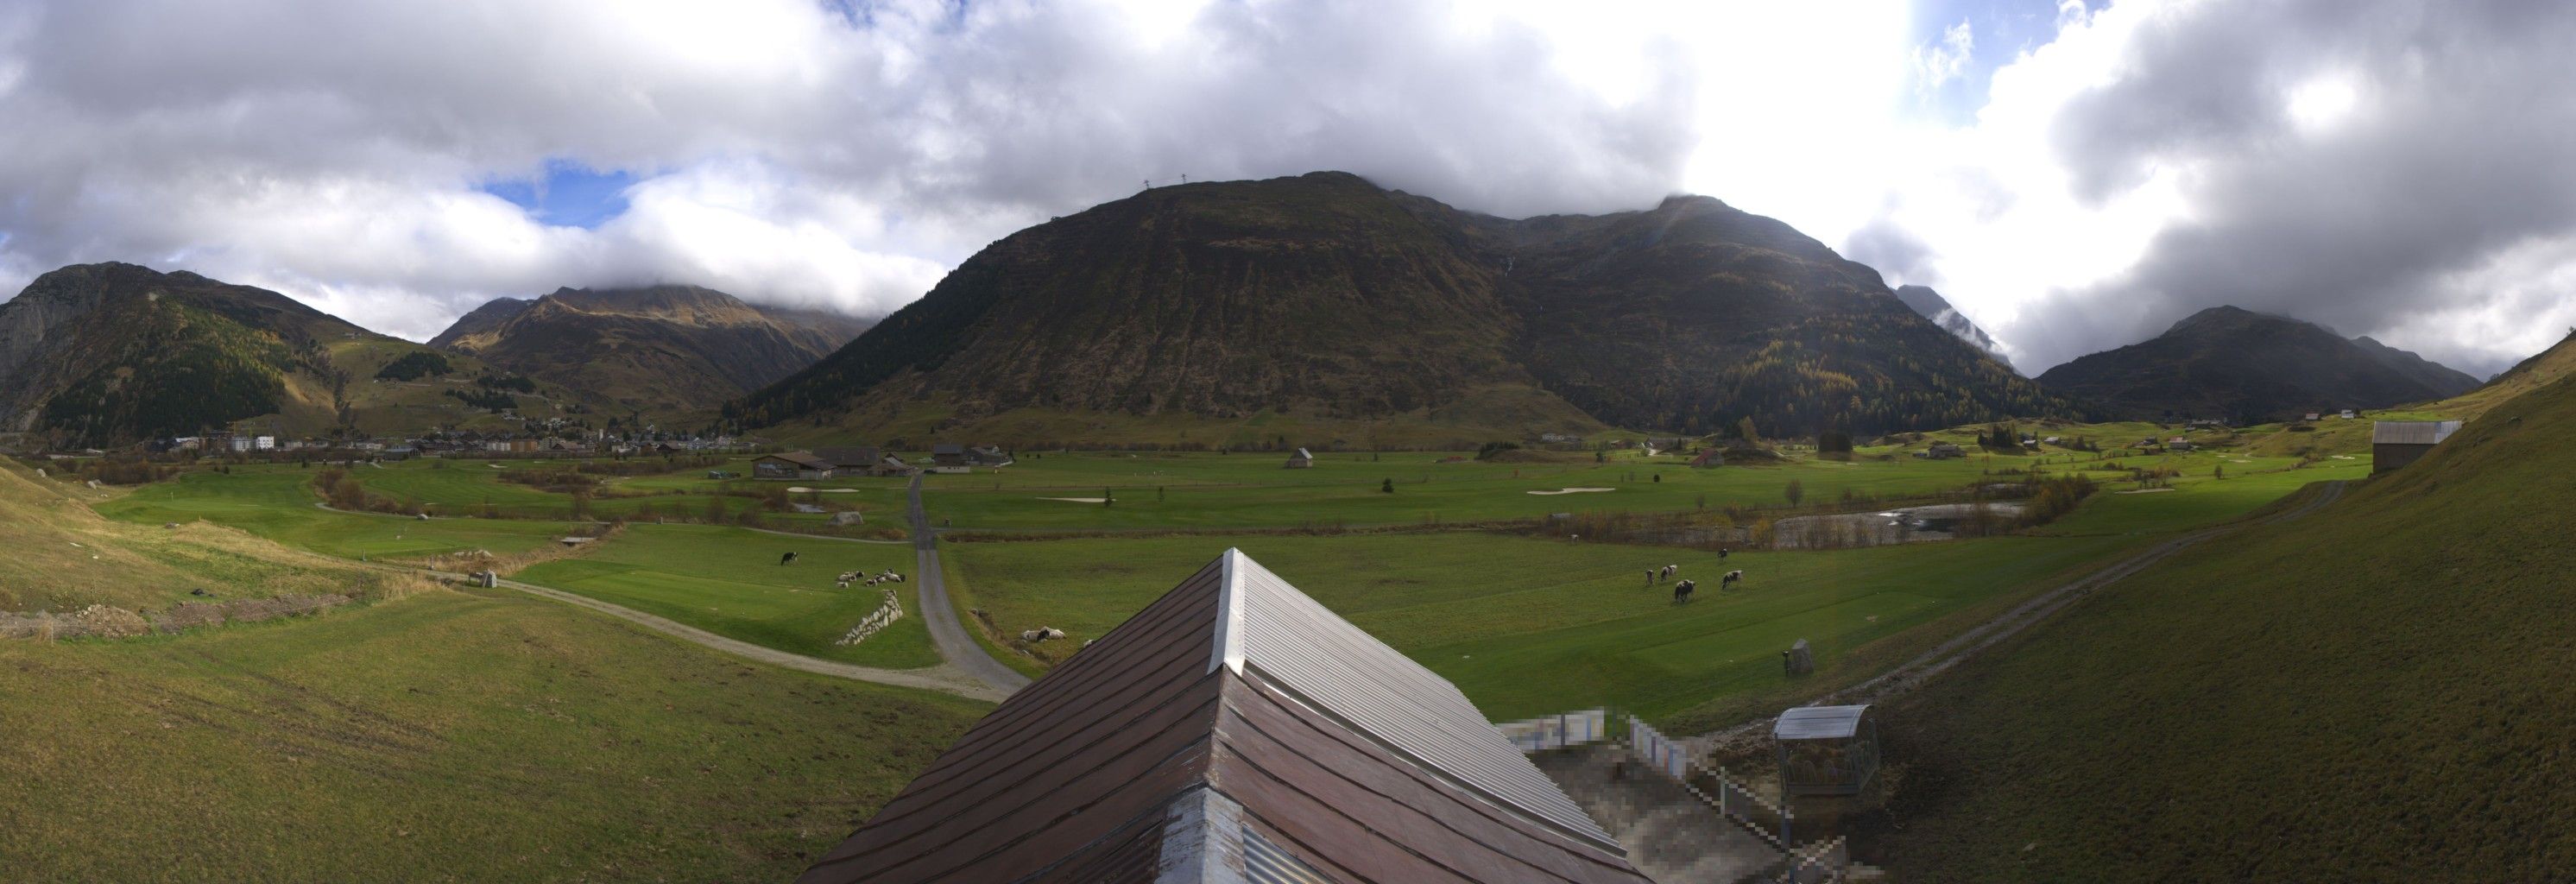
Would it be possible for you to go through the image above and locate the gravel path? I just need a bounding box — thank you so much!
[438,571,1011,703]
[906,474,1034,695]
[1692,479,2349,748]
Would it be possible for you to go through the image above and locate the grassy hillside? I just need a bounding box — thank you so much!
[0,464,379,612]
[0,586,987,883]
[1870,359,2576,879]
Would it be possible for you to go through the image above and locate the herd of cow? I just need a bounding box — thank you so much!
[773,552,905,589]
[1650,552,1746,603]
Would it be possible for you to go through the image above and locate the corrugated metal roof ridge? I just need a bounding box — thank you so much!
[903,563,1223,784]
[861,568,1222,817]
[1222,553,1621,853]
[1015,789,1189,884]
[1210,549,1248,675]
[800,567,1230,882]
[1217,669,1654,883]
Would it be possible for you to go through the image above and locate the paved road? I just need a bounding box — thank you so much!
[1694,479,2349,747]
[430,571,1011,703]
[906,473,1034,695]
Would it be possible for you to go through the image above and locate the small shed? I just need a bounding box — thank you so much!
[1689,449,1724,469]
[930,443,968,467]
[1775,704,1881,798]
[1284,447,1315,469]
[2371,420,2463,474]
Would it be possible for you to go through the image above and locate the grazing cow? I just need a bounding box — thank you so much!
[1721,569,1745,589]
[779,552,799,566]
[1672,579,1697,603]
[1020,627,1070,642]
[890,572,905,583]
[1718,548,1730,559]
[1646,569,1657,584]
[836,580,850,590]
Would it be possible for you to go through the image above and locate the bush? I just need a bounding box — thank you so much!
[1475,441,1521,460]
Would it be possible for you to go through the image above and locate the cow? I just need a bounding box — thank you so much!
[1721,570,1745,589]
[1672,579,1697,603]
[779,552,799,565]
[1718,547,1730,559]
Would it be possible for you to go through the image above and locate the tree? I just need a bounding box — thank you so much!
[1784,479,1805,507]
[1736,417,1760,442]
[1380,477,1395,494]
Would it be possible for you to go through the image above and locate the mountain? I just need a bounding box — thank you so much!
[0,262,594,446]
[432,285,869,417]
[2034,306,2479,422]
[1873,351,2576,881]
[426,296,531,350]
[730,172,2068,445]
[1892,285,2011,368]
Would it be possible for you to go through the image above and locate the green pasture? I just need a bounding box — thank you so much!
[516,524,939,669]
[941,529,2143,723]
[94,467,569,559]
[0,586,986,883]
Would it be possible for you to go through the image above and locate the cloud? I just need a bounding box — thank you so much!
[1893,0,2576,376]
[1910,19,1975,95]
[0,0,1699,338]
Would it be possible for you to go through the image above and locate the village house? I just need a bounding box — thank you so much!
[1918,441,1965,459]
[2372,420,2463,474]
[929,443,968,467]
[752,451,833,481]
[1284,446,1314,469]
[811,446,884,477]
[966,445,1014,467]
[1689,448,1725,468]
[2167,438,2195,451]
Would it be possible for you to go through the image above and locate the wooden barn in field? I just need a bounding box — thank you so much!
[1284,446,1315,469]
[2372,420,2463,474]
[797,550,1654,884]
[753,451,832,481]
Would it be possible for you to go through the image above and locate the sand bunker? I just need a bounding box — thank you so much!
[1039,496,1111,503]
[786,487,863,494]
[2332,455,2358,460]
[1526,487,1615,496]
[2116,487,2178,495]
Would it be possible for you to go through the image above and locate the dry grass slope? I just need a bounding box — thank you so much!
[0,464,377,612]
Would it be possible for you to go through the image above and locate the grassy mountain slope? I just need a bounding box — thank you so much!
[2036,306,2479,423]
[0,263,597,445]
[435,285,868,419]
[1872,364,2576,881]
[736,172,2069,443]
[0,463,376,611]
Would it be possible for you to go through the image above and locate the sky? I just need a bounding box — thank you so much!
[1,0,2571,376]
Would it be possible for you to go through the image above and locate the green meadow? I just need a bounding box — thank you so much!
[517,524,939,669]
[0,586,986,884]
[943,530,2145,723]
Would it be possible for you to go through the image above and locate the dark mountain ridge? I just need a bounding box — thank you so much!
[2036,305,2479,422]
[733,172,2071,440]
[433,284,869,417]
[1892,285,2011,368]
[0,262,590,445]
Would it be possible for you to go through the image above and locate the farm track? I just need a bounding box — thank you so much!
[431,569,1012,704]
[909,474,1036,696]
[1692,479,2348,748]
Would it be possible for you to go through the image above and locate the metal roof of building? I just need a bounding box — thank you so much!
[1774,704,1872,741]
[2372,420,2464,445]
[799,550,1649,884]
[1215,552,1619,851]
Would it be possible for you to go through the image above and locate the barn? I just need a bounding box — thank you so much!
[2371,420,2463,474]
[753,451,832,481]
[797,550,1654,884]
[1284,446,1315,469]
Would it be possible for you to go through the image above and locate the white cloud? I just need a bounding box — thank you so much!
[0,0,2569,382]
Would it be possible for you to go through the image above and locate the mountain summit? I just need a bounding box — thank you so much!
[432,285,868,417]
[2036,305,2478,422]
[733,172,2065,442]
[0,262,586,445]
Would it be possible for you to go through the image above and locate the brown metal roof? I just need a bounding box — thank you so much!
[799,551,1651,884]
